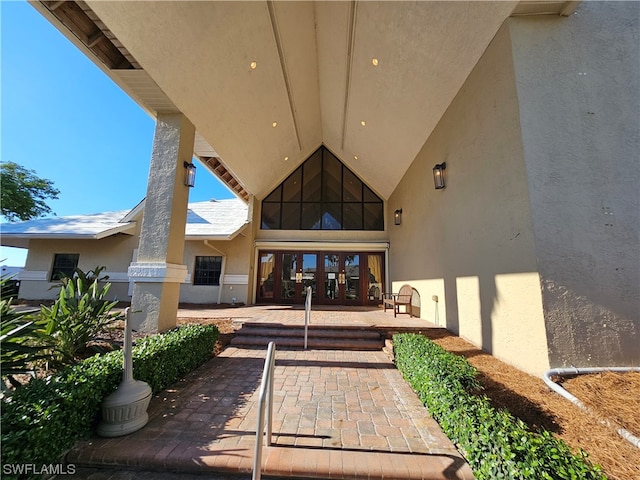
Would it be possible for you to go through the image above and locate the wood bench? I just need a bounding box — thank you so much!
[383,284,415,318]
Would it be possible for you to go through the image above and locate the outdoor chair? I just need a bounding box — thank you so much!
[383,284,415,317]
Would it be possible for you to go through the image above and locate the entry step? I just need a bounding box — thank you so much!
[230,322,384,351]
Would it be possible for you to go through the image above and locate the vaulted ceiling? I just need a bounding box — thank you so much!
[33,1,579,201]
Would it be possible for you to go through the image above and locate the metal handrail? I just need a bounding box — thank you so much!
[252,341,276,480]
[304,285,312,349]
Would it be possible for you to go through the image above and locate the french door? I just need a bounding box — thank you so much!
[257,251,384,306]
[322,253,360,305]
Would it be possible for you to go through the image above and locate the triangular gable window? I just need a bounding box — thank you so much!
[261,146,383,230]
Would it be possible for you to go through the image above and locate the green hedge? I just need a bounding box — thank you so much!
[393,333,606,480]
[1,324,218,473]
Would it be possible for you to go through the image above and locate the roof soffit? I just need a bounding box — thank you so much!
[78,1,528,199]
[85,1,320,199]
[315,1,519,197]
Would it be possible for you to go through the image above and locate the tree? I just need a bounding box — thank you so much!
[0,162,60,221]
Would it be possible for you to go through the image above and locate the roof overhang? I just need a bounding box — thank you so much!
[30,0,580,201]
[0,223,135,248]
[185,222,250,242]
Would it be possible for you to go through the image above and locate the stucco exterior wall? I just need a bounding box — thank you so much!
[388,23,549,376]
[17,227,253,306]
[180,234,252,304]
[509,2,640,368]
[19,235,138,301]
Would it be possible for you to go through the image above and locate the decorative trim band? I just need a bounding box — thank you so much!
[223,274,249,285]
[254,241,389,251]
[17,271,48,281]
[103,272,129,283]
[127,262,188,283]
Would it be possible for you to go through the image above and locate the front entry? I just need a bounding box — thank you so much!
[257,251,384,306]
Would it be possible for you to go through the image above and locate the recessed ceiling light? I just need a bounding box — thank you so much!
[361,120,366,126]
[284,156,289,161]
[354,155,359,160]
[372,58,379,66]
[250,61,257,70]
[272,122,278,128]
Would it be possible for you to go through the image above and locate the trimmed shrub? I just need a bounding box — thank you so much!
[132,324,219,392]
[1,324,218,475]
[393,333,606,480]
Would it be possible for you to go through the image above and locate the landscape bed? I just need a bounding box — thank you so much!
[0,324,219,477]
[394,332,611,480]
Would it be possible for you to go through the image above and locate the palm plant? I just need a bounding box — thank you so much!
[0,278,47,389]
[39,266,123,370]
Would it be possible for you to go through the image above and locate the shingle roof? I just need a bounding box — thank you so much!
[0,199,249,248]
[185,199,249,239]
[0,210,134,244]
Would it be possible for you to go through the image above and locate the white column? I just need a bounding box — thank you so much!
[129,113,195,332]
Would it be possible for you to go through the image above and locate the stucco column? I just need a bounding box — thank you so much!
[128,113,195,332]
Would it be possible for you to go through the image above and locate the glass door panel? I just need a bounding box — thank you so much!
[323,254,340,302]
[257,250,384,305]
[343,254,360,301]
[301,253,317,302]
[258,252,275,300]
[281,253,297,301]
[367,254,384,304]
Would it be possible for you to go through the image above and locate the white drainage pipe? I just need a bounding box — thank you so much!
[542,367,640,449]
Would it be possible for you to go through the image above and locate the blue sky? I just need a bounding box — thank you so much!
[1,1,235,267]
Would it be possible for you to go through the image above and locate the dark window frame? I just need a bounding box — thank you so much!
[50,253,80,281]
[193,256,223,286]
[261,146,384,231]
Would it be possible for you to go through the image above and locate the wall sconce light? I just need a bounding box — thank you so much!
[184,161,196,188]
[394,208,403,226]
[433,162,446,189]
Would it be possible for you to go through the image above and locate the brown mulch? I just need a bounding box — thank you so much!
[422,329,640,480]
[88,317,237,356]
[564,372,640,436]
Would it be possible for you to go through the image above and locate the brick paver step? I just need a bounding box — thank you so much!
[235,324,382,340]
[230,335,383,350]
[230,323,384,350]
[241,321,386,331]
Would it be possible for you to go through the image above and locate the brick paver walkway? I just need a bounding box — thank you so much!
[175,304,437,330]
[67,306,474,479]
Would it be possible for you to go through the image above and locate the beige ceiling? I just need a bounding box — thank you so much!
[35,1,576,200]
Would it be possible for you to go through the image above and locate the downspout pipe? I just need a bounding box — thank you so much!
[542,367,640,449]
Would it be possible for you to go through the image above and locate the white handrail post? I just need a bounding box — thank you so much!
[266,344,275,444]
[304,286,311,350]
[254,404,265,480]
[253,341,276,480]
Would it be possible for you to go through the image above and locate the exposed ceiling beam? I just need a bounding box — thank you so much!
[86,29,103,48]
[199,157,250,202]
[39,0,135,70]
